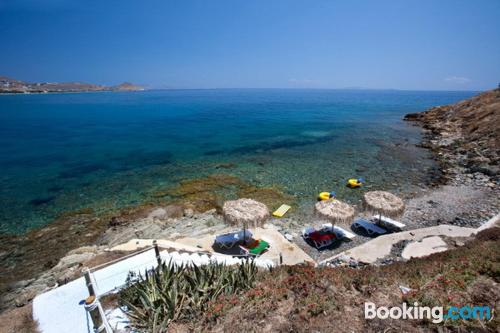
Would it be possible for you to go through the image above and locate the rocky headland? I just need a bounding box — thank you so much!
[0,76,144,94]
[404,88,499,187]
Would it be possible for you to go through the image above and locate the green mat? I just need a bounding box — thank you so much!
[249,240,269,255]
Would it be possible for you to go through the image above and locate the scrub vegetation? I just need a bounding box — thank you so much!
[194,227,499,332]
[120,260,258,332]
[119,226,499,332]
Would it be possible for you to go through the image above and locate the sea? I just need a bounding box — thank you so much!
[0,89,476,234]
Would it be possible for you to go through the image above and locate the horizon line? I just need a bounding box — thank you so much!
[143,87,485,93]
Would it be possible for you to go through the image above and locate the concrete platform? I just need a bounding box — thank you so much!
[319,224,475,265]
[175,224,315,265]
[401,236,448,259]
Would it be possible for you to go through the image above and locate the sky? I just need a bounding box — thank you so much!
[0,0,499,90]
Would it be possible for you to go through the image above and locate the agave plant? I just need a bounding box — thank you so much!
[120,258,259,332]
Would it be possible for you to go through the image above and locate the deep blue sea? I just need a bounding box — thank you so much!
[0,89,476,233]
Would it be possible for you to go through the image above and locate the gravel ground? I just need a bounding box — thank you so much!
[267,184,500,262]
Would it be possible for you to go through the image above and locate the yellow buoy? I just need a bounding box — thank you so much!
[318,192,335,201]
[347,178,363,188]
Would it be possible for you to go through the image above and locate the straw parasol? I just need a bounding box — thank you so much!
[222,198,270,228]
[314,199,355,225]
[363,191,405,219]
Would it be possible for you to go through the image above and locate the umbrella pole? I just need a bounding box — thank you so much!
[243,222,246,245]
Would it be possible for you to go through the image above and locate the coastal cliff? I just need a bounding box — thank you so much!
[0,76,144,94]
[404,88,499,186]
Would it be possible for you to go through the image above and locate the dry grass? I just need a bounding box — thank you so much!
[187,227,500,332]
[0,304,39,333]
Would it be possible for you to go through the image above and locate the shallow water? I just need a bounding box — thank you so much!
[0,89,476,233]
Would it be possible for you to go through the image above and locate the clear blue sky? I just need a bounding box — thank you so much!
[0,0,499,90]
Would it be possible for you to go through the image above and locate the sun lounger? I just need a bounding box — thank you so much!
[319,223,355,240]
[302,226,336,249]
[239,239,270,257]
[352,219,387,236]
[302,226,316,239]
[309,232,335,249]
[372,215,406,231]
[333,226,356,240]
[273,204,291,217]
[215,229,253,249]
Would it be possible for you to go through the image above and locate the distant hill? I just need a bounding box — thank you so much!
[111,82,145,91]
[0,76,144,94]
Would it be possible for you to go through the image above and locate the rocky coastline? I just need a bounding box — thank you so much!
[404,88,499,187]
[1,89,499,317]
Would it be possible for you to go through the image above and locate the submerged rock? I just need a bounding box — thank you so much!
[237,185,293,211]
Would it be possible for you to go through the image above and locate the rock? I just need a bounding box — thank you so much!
[53,252,96,271]
[164,205,184,218]
[203,208,217,215]
[108,216,126,227]
[170,232,181,239]
[405,89,499,189]
[215,163,235,169]
[222,198,270,227]
[148,208,167,220]
[284,233,294,241]
[67,246,99,256]
[403,112,424,121]
[56,268,77,285]
[9,279,34,290]
[183,208,194,218]
[338,254,351,262]
[16,288,40,307]
[470,164,499,177]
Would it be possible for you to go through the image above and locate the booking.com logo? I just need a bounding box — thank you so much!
[365,302,493,323]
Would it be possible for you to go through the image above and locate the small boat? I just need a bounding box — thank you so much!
[347,178,364,188]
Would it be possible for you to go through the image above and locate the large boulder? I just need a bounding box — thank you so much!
[222,198,270,227]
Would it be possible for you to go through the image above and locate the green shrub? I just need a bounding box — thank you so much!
[120,259,258,332]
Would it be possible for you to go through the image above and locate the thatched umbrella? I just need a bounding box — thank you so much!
[363,191,405,219]
[314,199,355,225]
[222,198,270,242]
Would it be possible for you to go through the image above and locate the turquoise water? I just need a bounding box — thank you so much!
[0,89,476,233]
